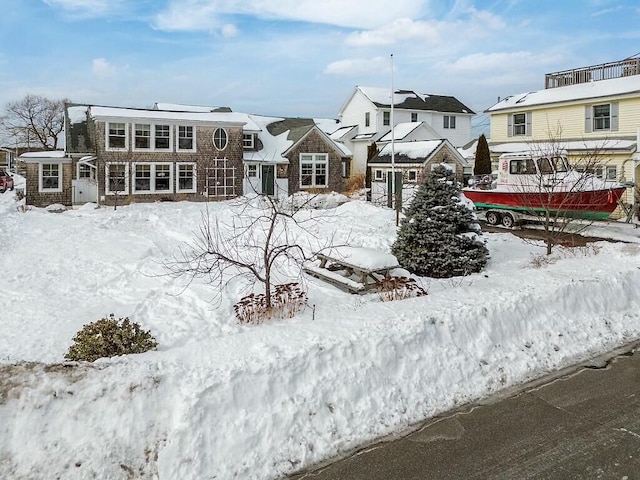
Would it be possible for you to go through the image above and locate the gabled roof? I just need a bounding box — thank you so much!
[486,75,640,112]
[370,139,467,166]
[245,116,351,163]
[341,86,475,115]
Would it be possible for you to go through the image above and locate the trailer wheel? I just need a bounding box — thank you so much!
[502,213,516,228]
[485,211,500,226]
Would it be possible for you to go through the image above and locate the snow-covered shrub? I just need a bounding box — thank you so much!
[391,165,489,278]
[64,314,158,362]
[234,283,307,324]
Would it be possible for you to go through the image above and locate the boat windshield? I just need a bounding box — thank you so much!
[537,156,568,174]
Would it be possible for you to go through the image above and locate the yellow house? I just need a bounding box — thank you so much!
[486,58,640,214]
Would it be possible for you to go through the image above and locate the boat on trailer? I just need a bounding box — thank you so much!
[462,152,626,227]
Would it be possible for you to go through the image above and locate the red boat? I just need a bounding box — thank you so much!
[463,153,626,222]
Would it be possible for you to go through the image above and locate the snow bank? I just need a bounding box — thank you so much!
[1,184,640,479]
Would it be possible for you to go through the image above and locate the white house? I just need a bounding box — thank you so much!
[335,86,475,174]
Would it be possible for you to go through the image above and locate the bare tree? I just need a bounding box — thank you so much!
[0,94,67,150]
[165,192,339,313]
[505,130,622,255]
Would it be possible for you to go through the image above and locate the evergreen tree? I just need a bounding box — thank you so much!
[473,134,492,175]
[391,166,489,278]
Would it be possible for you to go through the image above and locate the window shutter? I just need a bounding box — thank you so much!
[585,106,592,133]
[507,115,513,137]
[525,112,532,136]
[610,102,619,131]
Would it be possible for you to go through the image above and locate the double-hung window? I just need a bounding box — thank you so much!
[300,153,328,188]
[176,163,197,193]
[177,126,195,151]
[512,113,526,136]
[246,164,258,178]
[40,163,62,192]
[365,112,370,127]
[106,163,128,194]
[383,111,390,126]
[133,163,174,194]
[134,124,151,149]
[154,125,171,150]
[411,112,418,122]
[593,104,610,131]
[107,122,126,149]
[243,134,254,149]
[443,115,456,129]
[374,169,385,182]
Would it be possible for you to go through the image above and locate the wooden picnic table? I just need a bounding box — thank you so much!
[304,246,400,294]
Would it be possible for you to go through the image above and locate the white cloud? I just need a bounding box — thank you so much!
[43,0,122,16]
[324,57,389,76]
[92,58,115,78]
[221,24,238,38]
[346,8,504,47]
[346,18,439,46]
[153,0,427,31]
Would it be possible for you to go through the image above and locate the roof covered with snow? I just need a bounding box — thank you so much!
[487,75,640,112]
[19,150,67,160]
[89,106,260,130]
[490,139,636,154]
[370,139,448,165]
[378,122,441,143]
[153,102,232,113]
[356,86,475,115]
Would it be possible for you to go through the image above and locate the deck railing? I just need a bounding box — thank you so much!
[545,58,640,89]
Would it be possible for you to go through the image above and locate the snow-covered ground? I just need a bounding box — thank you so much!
[2,174,640,479]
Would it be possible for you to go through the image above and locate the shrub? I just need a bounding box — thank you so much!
[65,314,158,362]
[373,276,428,302]
[234,283,307,324]
[345,173,366,194]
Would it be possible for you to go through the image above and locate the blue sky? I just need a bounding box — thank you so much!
[1,0,639,132]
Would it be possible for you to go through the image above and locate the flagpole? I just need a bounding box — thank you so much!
[390,53,398,224]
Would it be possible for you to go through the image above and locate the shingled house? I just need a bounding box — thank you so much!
[19,103,351,208]
[368,139,468,204]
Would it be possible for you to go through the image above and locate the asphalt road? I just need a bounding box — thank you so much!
[289,344,640,480]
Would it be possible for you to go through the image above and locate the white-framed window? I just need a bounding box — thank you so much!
[106,122,127,150]
[383,111,390,126]
[78,163,92,179]
[407,169,418,182]
[411,112,418,122]
[133,162,174,194]
[243,134,254,149]
[365,112,370,127]
[300,153,328,188]
[154,124,171,150]
[373,169,385,182]
[605,165,617,181]
[105,163,129,195]
[593,104,611,131]
[177,125,195,151]
[39,163,62,192]
[443,115,456,129]
[512,113,526,136]
[246,164,258,178]
[213,128,228,150]
[585,103,618,133]
[134,123,151,150]
[176,163,197,193]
